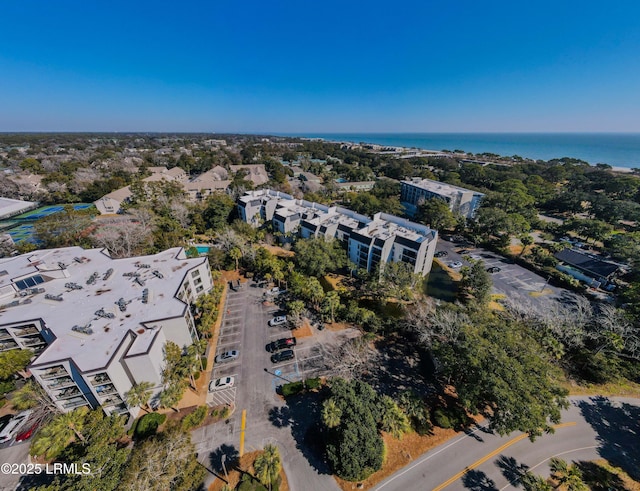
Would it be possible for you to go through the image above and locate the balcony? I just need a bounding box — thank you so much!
[89,374,111,386]
[95,384,118,396]
[14,327,39,337]
[0,330,12,341]
[53,387,81,400]
[62,397,89,410]
[41,367,69,380]
[46,377,75,390]
[21,337,46,348]
[101,395,124,407]
[0,341,19,352]
[112,403,129,415]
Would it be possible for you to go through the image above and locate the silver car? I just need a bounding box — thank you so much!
[215,350,239,363]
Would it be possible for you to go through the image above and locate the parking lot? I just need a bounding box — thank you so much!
[435,239,561,300]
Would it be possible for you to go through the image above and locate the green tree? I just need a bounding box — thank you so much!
[459,261,493,305]
[293,238,347,277]
[416,198,457,230]
[229,246,242,271]
[322,291,341,323]
[0,349,33,379]
[519,234,534,256]
[125,382,154,413]
[519,472,554,491]
[378,395,411,438]
[31,407,89,460]
[253,444,282,491]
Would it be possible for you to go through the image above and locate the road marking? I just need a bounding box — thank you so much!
[432,422,577,491]
[239,409,246,457]
[375,424,490,490]
[498,445,598,490]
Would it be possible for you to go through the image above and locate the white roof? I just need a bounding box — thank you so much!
[403,178,484,198]
[0,247,206,372]
[0,197,37,219]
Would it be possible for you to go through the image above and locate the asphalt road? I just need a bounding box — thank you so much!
[375,396,640,491]
[0,440,31,490]
[434,239,563,303]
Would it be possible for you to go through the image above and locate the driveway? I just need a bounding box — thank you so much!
[192,280,340,491]
[374,396,640,491]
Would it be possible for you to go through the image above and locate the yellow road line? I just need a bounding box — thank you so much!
[432,422,576,491]
[239,409,247,457]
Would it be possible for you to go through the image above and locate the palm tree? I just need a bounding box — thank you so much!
[125,381,154,413]
[229,247,242,271]
[254,444,281,491]
[322,399,342,428]
[519,472,554,491]
[31,406,89,460]
[379,395,411,439]
[549,458,588,491]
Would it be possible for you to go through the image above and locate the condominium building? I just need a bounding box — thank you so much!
[401,178,484,219]
[0,246,213,419]
[238,190,438,275]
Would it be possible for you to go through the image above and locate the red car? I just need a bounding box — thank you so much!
[15,421,39,442]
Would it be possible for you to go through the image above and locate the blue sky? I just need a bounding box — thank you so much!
[1,0,640,132]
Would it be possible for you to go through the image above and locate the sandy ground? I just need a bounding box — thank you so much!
[209,450,290,491]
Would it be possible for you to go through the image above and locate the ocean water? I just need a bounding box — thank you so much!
[292,133,640,169]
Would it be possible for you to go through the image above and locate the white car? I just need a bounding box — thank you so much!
[0,410,33,443]
[448,261,463,269]
[215,350,239,363]
[468,254,483,261]
[209,376,235,392]
[268,315,287,327]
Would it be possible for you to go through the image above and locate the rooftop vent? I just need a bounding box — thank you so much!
[57,262,67,269]
[95,308,115,319]
[45,293,63,302]
[123,272,140,278]
[142,288,149,304]
[103,268,114,281]
[115,297,128,312]
[71,324,93,335]
[134,277,145,287]
[0,271,7,277]
[135,263,151,269]
[152,270,164,279]
[65,282,83,290]
[87,272,99,285]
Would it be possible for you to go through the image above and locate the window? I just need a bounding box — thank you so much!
[15,275,45,290]
[196,285,204,293]
[191,270,200,278]
[194,278,202,286]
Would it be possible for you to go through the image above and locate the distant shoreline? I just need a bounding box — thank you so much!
[289,132,640,170]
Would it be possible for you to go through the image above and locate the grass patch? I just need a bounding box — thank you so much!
[134,412,166,439]
[424,263,458,302]
[528,288,554,297]
[557,373,640,398]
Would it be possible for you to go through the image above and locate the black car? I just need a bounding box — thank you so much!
[266,337,297,353]
[271,349,295,364]
[486,266,501,273]
[434,251,448,258]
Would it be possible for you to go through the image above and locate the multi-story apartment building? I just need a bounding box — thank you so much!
[0,246,213,420]
[401,178,484,219]
[238,190,438,275]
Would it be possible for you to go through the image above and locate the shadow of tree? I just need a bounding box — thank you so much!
[495,455,529,485]
[577,396,640,481]
[209,443,240,475]
[268,405,292,428]
[576,460,627,491]
[462,469,498,490]
[275,391,332,475]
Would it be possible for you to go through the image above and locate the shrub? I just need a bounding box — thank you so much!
[305,378,321,390]
[182,405,208,430]
[433,408,453,429]
[134,412,166,439]
[281,381,304,397]
[220,405,231,419]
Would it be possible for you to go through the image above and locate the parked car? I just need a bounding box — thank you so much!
[266,337,297,352]
[0,410,33,443]
[448,261,463,269]
[469,254,483,260]
[215,350,239,363]
[268,315,287,327]
[271,349,295,364]
[486,266,501,273]
[209,376,235,392]
[450,235,465,242]
[434,251,448,258]
[15,421,40,442]
[266,287,285,295]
